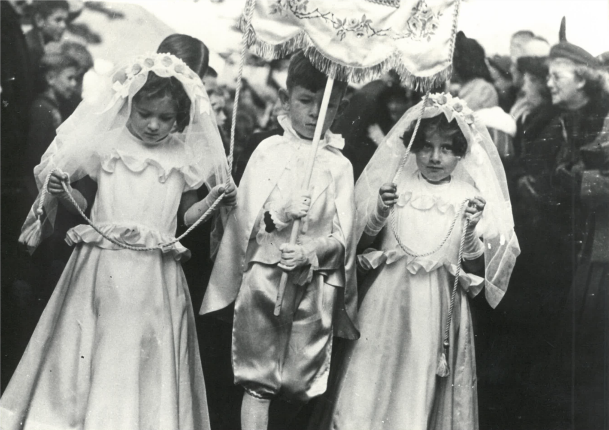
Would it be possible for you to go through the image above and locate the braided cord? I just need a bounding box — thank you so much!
[388,90,462,259]
[392,91,430,184]
[390,198,468,258]
[442,211,469,353]
[36,2,261,253]
[59,178,225,252]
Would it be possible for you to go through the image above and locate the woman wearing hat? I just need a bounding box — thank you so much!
[514,28,609,428]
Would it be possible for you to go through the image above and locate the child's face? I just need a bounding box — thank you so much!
[47,66,78,100]
[127,95,178,145]
[36,9,69,42]
[282,85,345,140]
[415,128,461,183]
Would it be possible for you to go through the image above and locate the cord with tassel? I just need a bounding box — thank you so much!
[436,211,470,378]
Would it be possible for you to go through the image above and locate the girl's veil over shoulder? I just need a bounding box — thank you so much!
[20,53,230,253]
[355,93,520,307]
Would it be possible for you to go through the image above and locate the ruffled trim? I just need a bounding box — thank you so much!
[396,190,460,213]
[101,149,206,190]
[358,248,483,295]
[66,224,191,262]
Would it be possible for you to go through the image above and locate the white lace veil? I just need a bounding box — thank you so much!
[355,93,520,307]
[21,52,229,252]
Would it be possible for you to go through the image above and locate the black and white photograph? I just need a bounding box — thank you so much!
[1,0,608,429]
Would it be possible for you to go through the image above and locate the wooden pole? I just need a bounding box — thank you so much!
[274,76,335,316]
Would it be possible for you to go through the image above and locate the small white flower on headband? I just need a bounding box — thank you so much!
[426,93,476,127]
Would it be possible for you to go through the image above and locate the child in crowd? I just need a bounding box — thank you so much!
[311,94,519,430]
[51,41,95,118]
[25,0,70,93]
[0,52,235,430]
[25,52,79,196]
[201,51,359,430]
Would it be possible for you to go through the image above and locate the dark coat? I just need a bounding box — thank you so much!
[1,2,34,183]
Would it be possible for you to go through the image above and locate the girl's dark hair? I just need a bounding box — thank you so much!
[403,115,468,157]
[133,72,191,132]
[157,34,209,79]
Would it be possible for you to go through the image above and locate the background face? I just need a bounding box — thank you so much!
[47,66,78,100]
[38,9,69,42]
[547,59,584,107]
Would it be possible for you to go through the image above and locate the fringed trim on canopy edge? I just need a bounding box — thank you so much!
[239,0,461,91]
[241,19,453,91]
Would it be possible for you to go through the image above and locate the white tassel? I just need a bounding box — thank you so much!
[436,352,450,377]
[19,219,42,256]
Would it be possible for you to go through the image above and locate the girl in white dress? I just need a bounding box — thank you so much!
[311,94,520,430]
[1,53,235,430]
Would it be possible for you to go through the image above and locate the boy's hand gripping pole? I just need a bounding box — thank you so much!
[274,76,335,316]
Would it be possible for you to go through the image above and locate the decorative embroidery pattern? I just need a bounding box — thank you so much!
[365,0,401,8]
[398,0,442,42]
[269,0,441,41]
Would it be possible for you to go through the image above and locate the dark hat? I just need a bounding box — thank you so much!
[487,55,512,78]
[550,16,600,68]
[517,56,548,80]
[453,31,493,82]
[550,42,600,67]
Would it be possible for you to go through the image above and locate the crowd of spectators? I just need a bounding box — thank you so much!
[1,1,607,428]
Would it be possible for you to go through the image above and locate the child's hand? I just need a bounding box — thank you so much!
[379,183,398,208]
[47,171,70,197]
[278,243,310,271]
[284,191,311,221]
[209,183,237,207]
[465,196,486,229]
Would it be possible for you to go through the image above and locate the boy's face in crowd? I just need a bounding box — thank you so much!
[36,8,69,42]
[127,95,178,146]
[47,66,78,100]
[415,128,461,183]
[547,59,585,108]
[210,93,227,129]
[281,85,346,140]
[203,75,218,93]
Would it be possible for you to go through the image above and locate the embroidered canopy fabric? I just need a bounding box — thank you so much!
[243,0,461,89]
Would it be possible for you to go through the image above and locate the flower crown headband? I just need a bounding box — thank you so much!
[108,52,211,115]
[399,92,483,159]
[424,92,476,126]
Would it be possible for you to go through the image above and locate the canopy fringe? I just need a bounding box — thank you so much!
[241,18,453,91]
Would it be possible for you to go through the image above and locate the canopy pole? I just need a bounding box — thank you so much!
[274,76,335,316]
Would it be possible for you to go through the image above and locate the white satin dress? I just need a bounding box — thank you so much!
[0,130,211,430]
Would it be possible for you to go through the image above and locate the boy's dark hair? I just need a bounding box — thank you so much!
[40,52,80,79]
[32,0,69,19]
[403,115,468,157]
[157,34,209,79]
[205,67,218,79]
[60,41,94,73]
[133,72,191,133]
[286,51,348,95]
